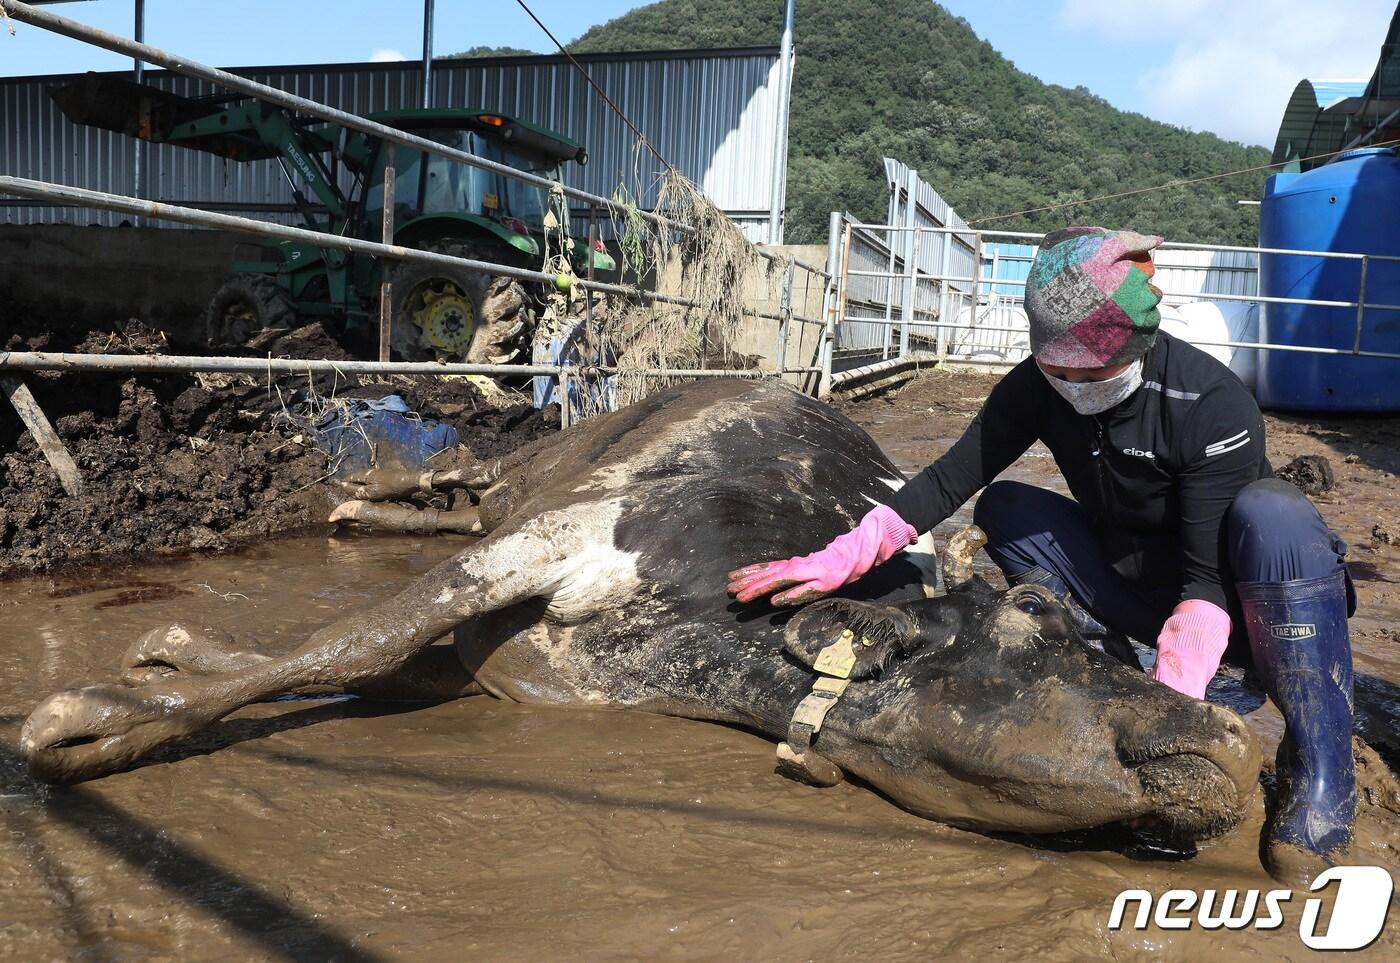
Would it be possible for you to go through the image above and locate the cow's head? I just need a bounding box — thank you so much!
[782,528,1260,839]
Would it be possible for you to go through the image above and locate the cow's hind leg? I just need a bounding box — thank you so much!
[353,645,483,702]
[120,623,479,702]
[22,525,567,783]
[120,623,268,685]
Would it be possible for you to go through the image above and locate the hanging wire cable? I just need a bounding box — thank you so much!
[967,137,1400,225]
[512,0,676,173]
[972,137,1400,224]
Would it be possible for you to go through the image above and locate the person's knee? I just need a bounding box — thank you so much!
[972,480,1037,536]
[973,481,1065,579]
[1227,479,1336,583]
[1228,478,1311,530]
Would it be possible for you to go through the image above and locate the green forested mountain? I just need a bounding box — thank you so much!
[571,0,1271,245]
[446,45,539,58]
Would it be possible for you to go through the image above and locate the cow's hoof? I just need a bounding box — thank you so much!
[21,684,205,784]
[328,499,369,524]
[120,623,263,686]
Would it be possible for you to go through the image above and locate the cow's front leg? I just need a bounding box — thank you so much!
[329,499,481,534]
[22,527,562,783]
[336,461,501,502]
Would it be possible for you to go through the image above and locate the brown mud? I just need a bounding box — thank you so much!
[0,319,554,578]
[0,369,1396,959]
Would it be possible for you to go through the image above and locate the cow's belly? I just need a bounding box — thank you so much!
[453,603,622,707]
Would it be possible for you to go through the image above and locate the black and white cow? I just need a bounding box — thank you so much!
[22,379,1259,840]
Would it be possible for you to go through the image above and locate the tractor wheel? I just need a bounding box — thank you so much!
[388,242,531,365]
[203,274,297,348]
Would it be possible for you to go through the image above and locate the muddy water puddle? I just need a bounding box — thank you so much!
[0,387,1398,958]
[1,545,1394,961]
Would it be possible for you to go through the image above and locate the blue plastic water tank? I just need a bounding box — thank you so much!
[1257,148,1400,411]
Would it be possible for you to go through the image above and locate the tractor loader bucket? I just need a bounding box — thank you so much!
[48,74,262,160]
[49,74,189,139]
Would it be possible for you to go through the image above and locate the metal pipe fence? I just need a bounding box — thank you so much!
[826,216,1400,374]
[0,351,819,379]
[843,269,1400,312]
[0,177,827,329]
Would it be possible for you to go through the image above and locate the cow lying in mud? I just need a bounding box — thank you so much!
[21,379,1261,842]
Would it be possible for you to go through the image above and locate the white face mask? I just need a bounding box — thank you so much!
[1039,358,1144,415]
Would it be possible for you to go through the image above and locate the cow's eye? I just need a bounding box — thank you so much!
[1016,596,1044,616]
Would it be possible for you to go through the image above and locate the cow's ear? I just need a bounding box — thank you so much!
[784,598,919,680]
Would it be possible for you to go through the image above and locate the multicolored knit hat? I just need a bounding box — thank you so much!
[1024,226,1164,367]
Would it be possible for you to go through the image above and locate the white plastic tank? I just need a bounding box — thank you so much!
[946,303,1030,363]
[1157,300,1260,393]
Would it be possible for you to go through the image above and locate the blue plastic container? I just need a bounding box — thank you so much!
[1257,148,1400,411]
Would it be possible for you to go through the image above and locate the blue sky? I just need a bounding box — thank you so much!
[2,0,1393,146]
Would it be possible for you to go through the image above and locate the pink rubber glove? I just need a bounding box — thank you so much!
[726,504,918,606]
[1153,599,1231,699]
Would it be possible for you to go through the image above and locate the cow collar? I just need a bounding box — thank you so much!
[775,627,872,788]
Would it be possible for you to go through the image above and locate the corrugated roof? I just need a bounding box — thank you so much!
[1271,78,1370,168]
[1271,3,1400,170]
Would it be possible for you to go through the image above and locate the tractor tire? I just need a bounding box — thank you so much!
[388,241,532,365]
[203,274,297,348]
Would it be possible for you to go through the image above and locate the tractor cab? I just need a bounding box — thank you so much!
[363,109,597,263]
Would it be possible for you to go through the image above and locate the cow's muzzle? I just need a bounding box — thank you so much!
[1118,702,1261,837]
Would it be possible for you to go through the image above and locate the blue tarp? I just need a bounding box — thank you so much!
[310,395,458,475]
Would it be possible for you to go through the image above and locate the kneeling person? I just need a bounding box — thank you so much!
[728,226,1355,884]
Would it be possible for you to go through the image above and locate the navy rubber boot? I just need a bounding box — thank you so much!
[1237,570,1355,885]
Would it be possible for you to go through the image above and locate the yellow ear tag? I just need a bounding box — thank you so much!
[813,628,858,679]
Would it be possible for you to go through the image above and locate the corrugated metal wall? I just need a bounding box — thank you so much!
[1153,248,1260,304]
[983,242,1032,297]
[0,47,785,241]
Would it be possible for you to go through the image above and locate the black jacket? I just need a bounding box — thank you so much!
[887,333,1272,609]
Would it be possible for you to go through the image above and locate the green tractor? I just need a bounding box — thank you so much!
[50,74,614,362]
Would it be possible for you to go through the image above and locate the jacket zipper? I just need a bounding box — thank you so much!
[1090,416,1111,511]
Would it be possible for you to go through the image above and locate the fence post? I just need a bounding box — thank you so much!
[901,226,920,360]
[880,188,902,360]
[970,230,984,338]
[936,228,952,362]
[818,212,844,399]
[1353,254,1370,355]
[897,168,919,361]
[377,143,396,363]
[776,259,794,377]
[826,220,853,398]
[559,365,572,430]
[585,203,597,327]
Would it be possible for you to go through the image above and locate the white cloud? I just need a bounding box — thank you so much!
[1060,0,1210,37]
[1058,0,1393,146]
[369,49,409,63]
